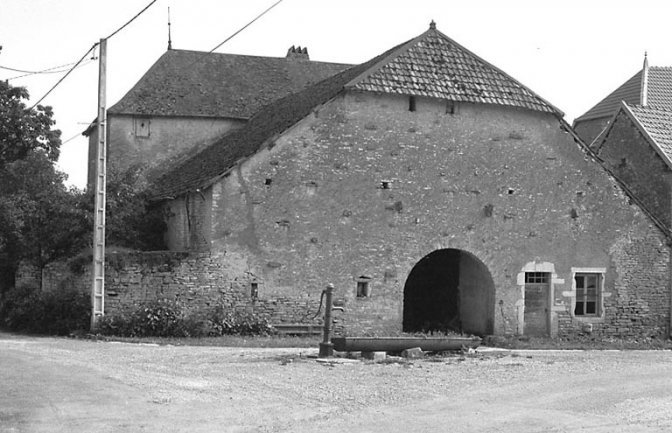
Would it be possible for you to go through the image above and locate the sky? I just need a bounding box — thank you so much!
[1,0,672,189]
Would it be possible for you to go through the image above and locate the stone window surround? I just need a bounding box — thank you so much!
[567,267,609,323]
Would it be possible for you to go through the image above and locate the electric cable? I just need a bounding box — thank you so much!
[5,59,94,81]
[28,44,98,111]
[106,0,158,40]
[0,62,77,74]
[184,0,284,70]
[26,0,158,111]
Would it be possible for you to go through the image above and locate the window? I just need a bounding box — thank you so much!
[408,96,416,112]
[250,280,259,299]
[525,272,548,284]
[356,276,372,298]
[574,273,599,316]
[133,117,151,138]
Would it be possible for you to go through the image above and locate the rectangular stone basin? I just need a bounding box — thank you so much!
[331,336,481,352]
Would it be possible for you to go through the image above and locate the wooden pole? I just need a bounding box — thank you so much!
[91,38,107,331]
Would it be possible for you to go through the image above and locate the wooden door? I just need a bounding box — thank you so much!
[524,272,550,337]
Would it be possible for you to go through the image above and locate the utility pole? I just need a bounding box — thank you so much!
[91,38,107,331]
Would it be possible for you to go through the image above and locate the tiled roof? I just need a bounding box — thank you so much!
[575,67,672,123]
[149,42,408,199]
[150,23,564,199]
[108,49,351,119]
[346,24,561,115]
[626,103,672,165]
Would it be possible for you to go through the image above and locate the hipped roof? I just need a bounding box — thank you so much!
[108,49,351,119]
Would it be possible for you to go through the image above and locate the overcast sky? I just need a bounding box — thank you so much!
[2,0,671,189]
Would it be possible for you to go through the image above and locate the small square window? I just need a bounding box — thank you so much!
[575,273,600,316]
[250,281,259,299]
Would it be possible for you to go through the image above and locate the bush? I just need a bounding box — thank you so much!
[98,298,188,337]
[0,285,90,335]
[97,300,275,338]
[206,305,275,337]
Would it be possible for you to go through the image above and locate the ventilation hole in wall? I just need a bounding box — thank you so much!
[576,191,584,197]
[250,281,259,299]
[508,188,515,195]
[356,276,372,298]
[619,157,627,168]
[409,96,416,112]
[570,208,579,219]
[265,178,273,186]
[484,204,494,217]
[381,180,391,190]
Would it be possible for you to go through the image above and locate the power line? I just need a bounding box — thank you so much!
[0,61,79,74]
[5,59,94,81]
[106,0,158,40]
[28,44,98,111]
[26,0,158,111]
[185,0,285,70]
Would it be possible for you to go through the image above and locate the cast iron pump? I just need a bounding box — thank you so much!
[317,284,344,357]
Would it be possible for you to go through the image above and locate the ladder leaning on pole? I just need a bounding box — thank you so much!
[91,38,107,331]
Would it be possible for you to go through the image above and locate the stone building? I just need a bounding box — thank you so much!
[83,47,350,189]
[144,23,670,338]
[573,56,672,234]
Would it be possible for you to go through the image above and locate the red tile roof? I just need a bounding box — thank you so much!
[109,50,351,119]
[575,67,672,123]
[346,25,561,115]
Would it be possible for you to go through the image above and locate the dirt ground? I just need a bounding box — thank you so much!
[2,332,672,432]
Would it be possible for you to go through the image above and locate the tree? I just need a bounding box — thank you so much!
[0,81,61,169]
[83,163,167,251]
[0,81,69,292]
[0,152,89,291]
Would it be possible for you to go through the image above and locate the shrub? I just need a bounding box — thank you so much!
[206,305,275,337]
[97,300,275,338]
[98,298,188,337]
[0,285,90,335]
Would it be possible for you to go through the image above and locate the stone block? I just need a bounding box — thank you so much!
[401,347,424,359]
[362,351,387,361]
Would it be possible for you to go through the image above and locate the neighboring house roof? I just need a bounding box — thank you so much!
[574,66,672,123]
[108,49,351,119]
[346,22,562,116]
[150,23,563,200]
[619,102,672,167]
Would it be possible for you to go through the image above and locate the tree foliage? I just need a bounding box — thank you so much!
[0,152,89,290]
[0,81,61,168]
[85,163,167,251]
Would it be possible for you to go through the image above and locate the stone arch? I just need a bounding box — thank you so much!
[402,248,495,336]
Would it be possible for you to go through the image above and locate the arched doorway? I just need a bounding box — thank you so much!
[403,249,495,336]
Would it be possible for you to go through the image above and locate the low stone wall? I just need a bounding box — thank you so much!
[17,252,325,327]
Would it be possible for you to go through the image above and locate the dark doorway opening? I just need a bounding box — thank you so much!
[403,249,495,336]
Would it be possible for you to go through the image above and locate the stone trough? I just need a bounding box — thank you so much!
[331,336,481,353]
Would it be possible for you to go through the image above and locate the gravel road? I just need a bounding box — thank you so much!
[2,332,672,432]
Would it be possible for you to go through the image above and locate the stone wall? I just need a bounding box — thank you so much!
[594,110,671,229]
[18,252,326,327]
[188,91,671,338]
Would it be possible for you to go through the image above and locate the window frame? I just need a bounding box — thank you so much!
[571,268,606,319]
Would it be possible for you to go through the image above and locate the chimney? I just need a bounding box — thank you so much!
[640,52,649,106]
[286,45,309,60]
